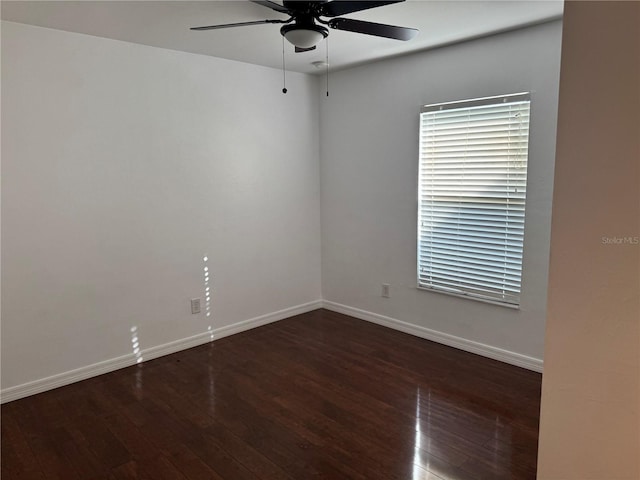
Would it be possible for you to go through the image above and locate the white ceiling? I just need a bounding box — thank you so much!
[1,0,563,74]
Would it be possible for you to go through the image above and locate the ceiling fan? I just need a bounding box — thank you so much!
[190,0,418,53]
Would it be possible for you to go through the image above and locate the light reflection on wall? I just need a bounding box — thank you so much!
[130,325,144,399]
[203,255,216,414]
[203,256,211,319]
[130,326,143,363]
[204,255,214,343]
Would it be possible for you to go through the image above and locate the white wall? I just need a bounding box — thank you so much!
[319,21,563,367]
[1,22,322,397]
[537,2,639,478]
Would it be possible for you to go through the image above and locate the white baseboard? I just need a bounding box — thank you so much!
[322,300,543,372]
[0,300,323,404]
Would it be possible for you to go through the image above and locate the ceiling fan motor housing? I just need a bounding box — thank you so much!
[280,21,329,49]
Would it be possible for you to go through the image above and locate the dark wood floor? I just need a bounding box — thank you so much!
[2,309,542,480]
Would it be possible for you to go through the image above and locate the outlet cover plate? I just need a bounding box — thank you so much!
[191,298,201,314]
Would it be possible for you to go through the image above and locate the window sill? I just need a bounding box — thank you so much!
[417,286,521,310]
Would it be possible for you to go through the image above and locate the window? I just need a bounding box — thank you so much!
[417,93,531,307]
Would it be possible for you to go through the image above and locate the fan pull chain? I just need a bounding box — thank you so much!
[282,36,287,94]
[325,37,329,97]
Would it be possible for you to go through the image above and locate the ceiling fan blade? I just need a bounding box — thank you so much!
[190,19,287,31]
[295,45,317,53]
[319,1,404,18]
[328,18,418,41]
[250,0,291,14]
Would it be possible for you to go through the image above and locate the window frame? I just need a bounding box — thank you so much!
[417,92,532,309]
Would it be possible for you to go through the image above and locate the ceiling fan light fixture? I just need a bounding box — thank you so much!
[281,24,328,49]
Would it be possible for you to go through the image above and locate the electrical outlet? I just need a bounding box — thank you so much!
[381,284,390,298]
[191,298,201,314]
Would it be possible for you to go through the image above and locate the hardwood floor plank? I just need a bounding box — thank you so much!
[194,423,295,480]
[23,428,84,480]
[109,456,189,480]
[1,309,542,479]
[1,404,47,479]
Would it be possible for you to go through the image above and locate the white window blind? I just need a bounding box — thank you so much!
[418,93,531,307]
